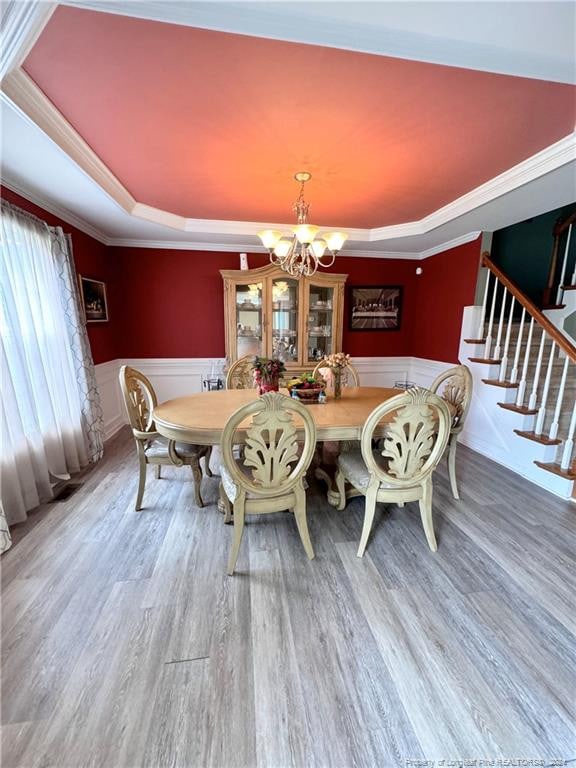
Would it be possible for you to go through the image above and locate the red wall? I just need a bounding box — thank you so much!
[1,187,119,364]
[3,187,481,364]
[412,237,482,363]
[109,248,418,359]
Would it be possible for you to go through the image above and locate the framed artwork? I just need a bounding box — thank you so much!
[349,285,402,331]
[79,275,109,322]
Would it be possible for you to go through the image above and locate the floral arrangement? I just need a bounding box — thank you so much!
[252,356,286,392]
[322,352,350,369]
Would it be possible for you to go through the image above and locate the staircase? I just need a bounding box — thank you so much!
[460,253,576,500]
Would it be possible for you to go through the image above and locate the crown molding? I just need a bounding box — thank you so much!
[1,173,111,244]
[1,167,482,260]
[5,65,575,247]
[63,0,576,84]
[370,132,576,241]
[0,1,56,80]
[2,69,136,213]
[105,237,425,258]
[419,230,481,259]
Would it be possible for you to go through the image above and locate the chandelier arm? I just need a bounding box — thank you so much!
[316,250,337,268]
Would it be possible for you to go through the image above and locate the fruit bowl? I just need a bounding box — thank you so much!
[287,375,326,403]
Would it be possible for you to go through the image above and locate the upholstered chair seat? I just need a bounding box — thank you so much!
[337,448,395,491]
[220,459,257,502]
[144,438,207,461]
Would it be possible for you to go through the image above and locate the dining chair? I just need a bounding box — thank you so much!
[430,364,473,500]
[334,387,451,557]
[119,366,212,510]
[312,359,360,390]
[219,391,317,575]
[225,356,255,390]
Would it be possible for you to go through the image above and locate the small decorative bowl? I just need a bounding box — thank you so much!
[288,382,326,403]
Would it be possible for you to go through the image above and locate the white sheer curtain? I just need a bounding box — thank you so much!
[1,203,102,532]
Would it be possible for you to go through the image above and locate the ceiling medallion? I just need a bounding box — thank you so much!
[258,172,348,277]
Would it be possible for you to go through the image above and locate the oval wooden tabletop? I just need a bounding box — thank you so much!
[153,386,401,444]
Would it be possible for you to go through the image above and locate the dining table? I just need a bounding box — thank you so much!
[153,386,402,507]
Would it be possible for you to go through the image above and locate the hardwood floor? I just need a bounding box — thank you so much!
[2,428,575,766]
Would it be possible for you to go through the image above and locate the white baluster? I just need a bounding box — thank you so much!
[484,279,499,359]
[493,287,508,359]
[534,341,556,435]
[556,224,572,305]
[528,330,547,411]
[560,400,576,470]
[516,317,534,407]
[510,307,526,384]
[476,269,491,340]
[499,295,516,381]
[549,356,570,441]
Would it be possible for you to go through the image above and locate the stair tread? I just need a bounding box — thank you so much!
[513,429,562,446]
[482,379,519,388]
[497,402,538,415]
[542,304,566,310]
[534,460,576,480]
[469,357,501,365]
[561,285,576,291]
[464,338,486,344]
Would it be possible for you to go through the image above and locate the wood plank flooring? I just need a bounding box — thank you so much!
[2,428,575,766]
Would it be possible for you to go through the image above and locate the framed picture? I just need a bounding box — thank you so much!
[79,275,109,322]
[349,285,402,331]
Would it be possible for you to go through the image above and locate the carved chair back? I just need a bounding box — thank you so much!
[221,392,316,497]
[225,356,256,390]
[312,361,360,388]
[119,365,158,437]
[360,387,451,489]
[430,365,473,435]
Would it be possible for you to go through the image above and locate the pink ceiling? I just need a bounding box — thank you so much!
[24,6,576,229]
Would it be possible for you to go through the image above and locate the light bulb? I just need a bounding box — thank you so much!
[323,232,348,252]
[311,239,327,259]
[273,239,292,259]
[293,224,320,244]
[258,229,283,250]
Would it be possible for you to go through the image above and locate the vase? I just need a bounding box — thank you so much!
[258,379,279,395]
[333,368,342,400]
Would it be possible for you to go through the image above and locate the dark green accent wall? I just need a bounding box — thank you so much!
[491,203,576,306]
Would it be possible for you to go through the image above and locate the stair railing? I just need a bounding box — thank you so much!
[477,253,576,471]
[543,210,576,307]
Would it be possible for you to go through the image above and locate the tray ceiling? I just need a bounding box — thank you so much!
[21,5,576,230]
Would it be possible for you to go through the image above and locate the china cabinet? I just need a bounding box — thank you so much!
[221,263,347,374]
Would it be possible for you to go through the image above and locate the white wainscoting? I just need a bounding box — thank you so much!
[96,356,439,441]
[96,349,572,498]
[94,359,125,441]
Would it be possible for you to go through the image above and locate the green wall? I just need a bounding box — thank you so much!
[491,203,576,306]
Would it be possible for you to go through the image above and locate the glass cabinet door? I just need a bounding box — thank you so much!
[235,283,263,359]
[271,278,299,363]
[307,284,335,363]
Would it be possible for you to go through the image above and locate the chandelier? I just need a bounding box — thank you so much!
[257,172,348,277]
